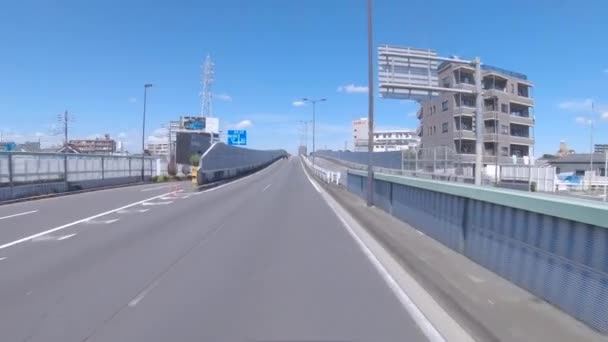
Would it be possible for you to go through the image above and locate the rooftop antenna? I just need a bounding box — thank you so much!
[201,54,214,118]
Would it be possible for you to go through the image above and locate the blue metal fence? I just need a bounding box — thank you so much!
[348,171,608,333]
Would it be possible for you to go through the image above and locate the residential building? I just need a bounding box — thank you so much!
[352,118,419,152]
[69,134,116,154]
[146,142,170,156]
[594,144,608,154]
[16,141,41,152]
[418,62,534,163]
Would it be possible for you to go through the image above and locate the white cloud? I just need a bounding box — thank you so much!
[337,84,368,94]
[128,97,137,103]
[575,116,592,125]
[118,132,128,139]
[147,128,168,143]
[235,120,253,129]
[558,99,594,112]
[407,111,417,117]
[292,100,305,107]
[601,112,608,121]
[215,93,232,102]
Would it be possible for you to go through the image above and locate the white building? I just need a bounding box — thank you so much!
[146,142,170,156]
[352,118,420,152]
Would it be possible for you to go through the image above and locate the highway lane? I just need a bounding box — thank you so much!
[0,180,194,246]
[0,157,428,342]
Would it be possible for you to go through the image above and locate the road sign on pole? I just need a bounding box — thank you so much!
[227,130,247,146]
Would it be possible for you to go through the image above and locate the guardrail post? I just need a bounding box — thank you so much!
[101,156,105,180]
[128,157,132,178]
[8,152,14,198]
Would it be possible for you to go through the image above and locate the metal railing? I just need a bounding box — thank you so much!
[302,156,341,185]
[0,152,165,201]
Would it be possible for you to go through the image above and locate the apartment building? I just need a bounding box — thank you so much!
[418,63,534,162]
[69,134,116,154]
[146,142,170,156]
[352,118,419,152]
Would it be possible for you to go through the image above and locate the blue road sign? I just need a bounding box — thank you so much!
[227,130,247,146]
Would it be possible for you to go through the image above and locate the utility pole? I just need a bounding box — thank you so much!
[366,0,374,206]
[142,84,153,181]
[63,110,69,147]
[301,99,326,166]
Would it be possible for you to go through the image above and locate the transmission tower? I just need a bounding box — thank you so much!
[201,54,214,118]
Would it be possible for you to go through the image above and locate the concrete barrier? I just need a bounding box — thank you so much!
[347,169,608,334]
[197,143,287,185]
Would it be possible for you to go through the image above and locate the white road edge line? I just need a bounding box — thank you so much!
[142,201,173,206]
[299,161,321,193]
[261,183,272,192]
[0,257,6,261]
[58,234,76,241]
[300,159,473,342]
[0,210,39,220]
[0,190,181,251]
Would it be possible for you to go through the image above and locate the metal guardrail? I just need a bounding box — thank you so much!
[347,169,608,333]
[301,156,341,185]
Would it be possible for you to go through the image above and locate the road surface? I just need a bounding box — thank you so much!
[0,157,428,342]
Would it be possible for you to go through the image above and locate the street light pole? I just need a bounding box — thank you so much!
[301,98,326,167]
[141,83,153,181]
[366,0,374,206]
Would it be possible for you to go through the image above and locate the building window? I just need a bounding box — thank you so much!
[511,84,514,93]
[500,147,509,156]
[442,101,448,111]
[575,170,585,176]
[556,167,561,174]
[442,122,448,133]
[442,77,450,88]
[433,105,436,114]
[433,126,436,135]
[501,104,508,113]
[501,124,509,135]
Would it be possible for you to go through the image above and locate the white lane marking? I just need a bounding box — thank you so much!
[261,183,272,192]
[466,274,485,283]
[0,257,6,261]
[416,230,425,236]
[32,235,58,242]
[299,161,321,193]
[487,299,495,305]
[0,210,39,221]
[58,234,76,241]
[140,185,174,192]
[0,190,181,251]
[142,201,173,206]
[128,279,161,307]
[117,209,149,214]
[84,218,120,225]
[301,163,448,342]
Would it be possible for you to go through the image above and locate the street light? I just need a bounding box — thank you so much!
[301,98,326,167]
[141,83,153,181]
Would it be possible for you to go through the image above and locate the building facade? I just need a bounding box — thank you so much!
[352,118,419,152]
[146,142,170,156]
[418,63,534,162]
[69,134,116,154]
[594,144,608,154]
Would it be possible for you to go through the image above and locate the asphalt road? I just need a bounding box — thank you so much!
[0,157,428,342]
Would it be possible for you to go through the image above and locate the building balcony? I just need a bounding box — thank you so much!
[453,130,476,140]
[509,135,534,145]
[483,111,534,125]
[453,107,475,116]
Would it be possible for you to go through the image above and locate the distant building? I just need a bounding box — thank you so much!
[547,153,606,176]
[557,140,575,156]
[69,134,116,154]
[298,145,307,156]
[146,142,170,156]
[352,118,419,152]
[594,144,608,154]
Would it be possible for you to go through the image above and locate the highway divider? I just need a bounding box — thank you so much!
[197,143,287,185]
[347,169,608,334]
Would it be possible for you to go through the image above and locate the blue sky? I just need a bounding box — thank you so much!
[1,0,607,154]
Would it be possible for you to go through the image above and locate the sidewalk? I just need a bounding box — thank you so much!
[317,157,606,342]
